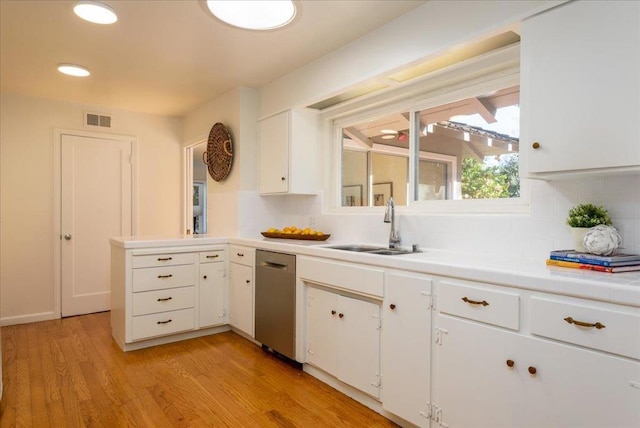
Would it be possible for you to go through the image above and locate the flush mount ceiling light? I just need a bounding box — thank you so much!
[380,129,398,134]
[73,1,118,25]
[58,64,90,77]
[206,0,296,30]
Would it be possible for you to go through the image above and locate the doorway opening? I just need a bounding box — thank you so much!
[184,140,208,234]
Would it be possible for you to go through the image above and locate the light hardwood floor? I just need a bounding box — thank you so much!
[0,312,397,427]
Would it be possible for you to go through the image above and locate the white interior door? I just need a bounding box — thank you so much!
[61,134,132,317]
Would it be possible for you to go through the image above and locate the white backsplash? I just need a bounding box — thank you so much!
[237,174,640,261]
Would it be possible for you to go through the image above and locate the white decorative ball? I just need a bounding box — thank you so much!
[583,225,622,255]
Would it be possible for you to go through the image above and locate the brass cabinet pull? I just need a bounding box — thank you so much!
[237,253,244,257]
[462,297,489,306]
[506,359,515,368]
[528,366,537,375]
[339,313,344,319]
[564,316,606,329]
[157,257,173,261]
[206,254,219,259]
[203,275,207,279]
[245,279,250,284]
[157,297,173,302]
[532,142,540,149]
[157,274,173,279]
[157,319,172,324]
[389,304,396,310]
[331,310,337,315]
[281,177,286,181]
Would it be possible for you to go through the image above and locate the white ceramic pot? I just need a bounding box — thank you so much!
[571,227,591,253]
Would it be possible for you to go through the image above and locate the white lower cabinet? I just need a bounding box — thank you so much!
[110,244,228,351]
[228,245,255,337]
[306,286,381,398]
[381,271,432,427]
[435,315,640,427]
[198,251,226,328]
[432,279,640,428]
[434,315,524,428]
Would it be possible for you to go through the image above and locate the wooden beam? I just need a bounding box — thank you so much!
[470,97,497,124]
[343,127,373,149]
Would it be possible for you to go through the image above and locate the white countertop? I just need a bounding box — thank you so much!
[110,235,640,307]
[110,235,228,249]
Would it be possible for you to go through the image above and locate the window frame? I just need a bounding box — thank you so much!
[326,50,529,215]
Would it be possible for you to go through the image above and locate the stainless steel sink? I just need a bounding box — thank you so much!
[326,244,419,256]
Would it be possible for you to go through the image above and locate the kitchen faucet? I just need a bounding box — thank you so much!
[383,197,401,249]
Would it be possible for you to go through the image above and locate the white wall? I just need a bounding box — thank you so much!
[246,0,640,261]
[182,86,259,237]
[259,0,564,116]
[0,93,183,325]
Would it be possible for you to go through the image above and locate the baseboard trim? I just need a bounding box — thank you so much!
[0,311,59,326]
[116,325,232,352]
[303,364,410,427]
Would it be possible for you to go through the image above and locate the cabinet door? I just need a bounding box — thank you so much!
[229,262,253,336]
[306,286,339,377]
[199,261,226,328]
[522,1,640,174]
[259,111,289,194]
[434,315,522,428]
[521,336,640,428]
[337,295,381,399]
[382,272,432,427]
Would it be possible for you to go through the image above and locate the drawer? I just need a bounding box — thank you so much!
[229,245,255,267]
[439,281,519,330]
[200,250,225,263]
[132,252,196,268]
[530,297,640,360]
[298,256,384,298]
[132,286,195,316]
[131,308,195,341]
[132,265,196,292]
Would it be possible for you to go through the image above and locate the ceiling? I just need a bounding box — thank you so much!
[0,0,426,117]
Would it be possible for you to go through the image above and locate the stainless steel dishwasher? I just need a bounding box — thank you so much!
[255,249,296,361]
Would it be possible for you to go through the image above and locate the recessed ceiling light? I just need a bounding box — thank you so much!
[206,0,296,30]
[380,129,398,134]
[73,1,118,25]
[58,64,91,77]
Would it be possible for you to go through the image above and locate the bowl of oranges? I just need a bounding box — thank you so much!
[261,226,330,241]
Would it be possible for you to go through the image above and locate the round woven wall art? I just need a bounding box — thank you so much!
[203,122,233,182]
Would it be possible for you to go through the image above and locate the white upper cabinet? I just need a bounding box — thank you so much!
[258,108,319,194]
[521,0,640,177]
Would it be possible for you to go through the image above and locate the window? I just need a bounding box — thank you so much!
[338,84,520,208]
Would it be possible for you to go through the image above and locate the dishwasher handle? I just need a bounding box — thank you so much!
[259,260,290,270]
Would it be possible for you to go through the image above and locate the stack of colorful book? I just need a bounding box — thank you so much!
[546,250,640,273]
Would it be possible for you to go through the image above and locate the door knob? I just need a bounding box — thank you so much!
[64,234,72,240]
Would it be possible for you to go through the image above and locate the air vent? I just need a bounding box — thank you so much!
[84,112,112,128]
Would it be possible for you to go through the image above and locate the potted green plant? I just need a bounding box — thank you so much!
[566,203,612,252]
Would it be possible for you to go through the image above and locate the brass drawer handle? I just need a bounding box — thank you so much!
[206,254,219,259]
[462,297,489,306]
[157,257,173,261]
[331,310,337,315]
[237,253,244,257]
[157,274,173,279]
[564,316,606,329]
[157,319,172,324]
[338,313,344,319]
[532,142,540,149]
[157,297,173,302]
[506,359,515,368]
[389,304,396,310]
